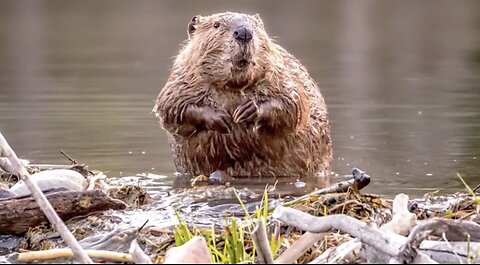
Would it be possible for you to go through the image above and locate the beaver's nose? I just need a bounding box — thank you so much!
[233,27,253,43]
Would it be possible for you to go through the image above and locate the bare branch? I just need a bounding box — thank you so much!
[252,219,274,264]
[274,232,325,264]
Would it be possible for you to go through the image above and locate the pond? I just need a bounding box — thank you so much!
[0,0,479,197]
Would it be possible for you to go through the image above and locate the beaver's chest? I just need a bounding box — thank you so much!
[208,88,257,116]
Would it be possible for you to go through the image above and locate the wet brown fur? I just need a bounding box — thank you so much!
[153,12,332,178]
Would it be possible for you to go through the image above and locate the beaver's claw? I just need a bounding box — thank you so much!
[203,110,232,134]
[233,100,259,124]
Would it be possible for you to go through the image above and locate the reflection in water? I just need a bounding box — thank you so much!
[0,0,479,197]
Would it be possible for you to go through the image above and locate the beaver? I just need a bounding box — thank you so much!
[153,12,332,179]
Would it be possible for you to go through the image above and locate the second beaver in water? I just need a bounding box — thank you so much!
[153,12,332,179]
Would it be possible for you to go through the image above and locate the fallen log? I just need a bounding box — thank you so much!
[0,190,127,235]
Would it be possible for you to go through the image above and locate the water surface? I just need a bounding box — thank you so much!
[1,0,480,197]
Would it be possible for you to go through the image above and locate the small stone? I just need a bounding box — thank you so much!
[87,215,99,222]
[294,181,306,188]
[208,170,233,185]
[325,196,337,205]
[408,202,418,212]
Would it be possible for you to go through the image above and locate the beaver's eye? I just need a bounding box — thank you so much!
[213,21,220,28]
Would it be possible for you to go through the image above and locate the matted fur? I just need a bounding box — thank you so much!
[153,12,332,178]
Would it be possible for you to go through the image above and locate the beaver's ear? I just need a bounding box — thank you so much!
[252,13,264,28]
[187,15,202,39]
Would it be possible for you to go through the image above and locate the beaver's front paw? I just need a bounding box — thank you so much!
[203,109,232,134]
[233,100,259,124]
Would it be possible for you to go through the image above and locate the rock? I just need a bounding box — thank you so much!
[208,170,233,185]
[164,236,212,264]
[9,169,87,197]
[0,188,15,199]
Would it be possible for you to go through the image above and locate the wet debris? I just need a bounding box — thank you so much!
[2,132,480,263]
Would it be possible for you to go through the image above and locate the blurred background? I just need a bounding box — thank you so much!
[0,0,479,196]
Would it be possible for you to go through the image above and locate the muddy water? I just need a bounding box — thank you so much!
[1,0,480,197]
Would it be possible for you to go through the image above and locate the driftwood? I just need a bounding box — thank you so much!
[129,239,153,264]
[398,218,480,263]
[276,194,425,263]
[272,168,372,264]
[380,193,417,235]
[0,189,127,234]
[252,219,274,264]
[274,232,326,264]
[294,193,480,264]
[283,168,370,208]
[7,249,133,263]
[273,204,480,264]
[273,206,404,259]
[309,239,362,264]
[0,132,94,263]
[419,241,480,264]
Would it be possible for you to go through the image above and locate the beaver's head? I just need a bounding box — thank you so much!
[176,12,271,89]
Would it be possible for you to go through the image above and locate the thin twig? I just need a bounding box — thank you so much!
[138,219,149,232]
[472,183,480,193]
[60,149,77,164]
[29,164,79,170]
